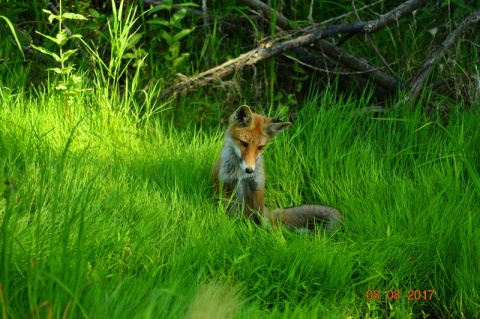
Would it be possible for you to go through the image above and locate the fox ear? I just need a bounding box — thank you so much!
[232,105,253,127]
[265,120,292,137]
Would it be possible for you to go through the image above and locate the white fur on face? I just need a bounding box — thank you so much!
[226,136,241,159]
[225,136,256,173]
[218,136,266,212]
[219,136,264,185]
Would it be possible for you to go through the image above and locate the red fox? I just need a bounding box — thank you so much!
[212,105,343,231]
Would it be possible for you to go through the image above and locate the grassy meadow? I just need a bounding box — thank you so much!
[1,1,480,318]
[1,86,479,318]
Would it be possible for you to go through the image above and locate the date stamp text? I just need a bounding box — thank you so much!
[365,289,435,301]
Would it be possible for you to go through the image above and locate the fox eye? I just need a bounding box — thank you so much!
[257,145,264,151]
[240,141,249,148]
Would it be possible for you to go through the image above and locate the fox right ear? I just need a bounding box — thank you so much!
[266,120,292,137]
[232,105,253,127]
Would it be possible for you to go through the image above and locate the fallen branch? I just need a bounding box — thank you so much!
[407,8,480,105]
[244,0,399,97]
[244,0,400,93]
[160,0,426,99]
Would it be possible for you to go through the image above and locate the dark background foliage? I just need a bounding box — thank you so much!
[1,0,479,124]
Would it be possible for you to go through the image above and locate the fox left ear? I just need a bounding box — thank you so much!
[233,105,253,127]
[266,120,292,137]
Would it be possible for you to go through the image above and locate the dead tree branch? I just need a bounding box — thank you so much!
[243,0,399,97]
[407,8,480,105]
[160,0,426,99]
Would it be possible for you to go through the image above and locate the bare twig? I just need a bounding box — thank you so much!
[307,0,314,24]
[407,8,480,105]
[202,0,208,27]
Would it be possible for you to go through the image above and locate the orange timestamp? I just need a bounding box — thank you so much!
[365,289,435,301]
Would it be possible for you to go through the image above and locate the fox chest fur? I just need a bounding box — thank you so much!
[216,136,266,218]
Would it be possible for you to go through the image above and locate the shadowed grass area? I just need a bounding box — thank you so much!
[0,88,479,318]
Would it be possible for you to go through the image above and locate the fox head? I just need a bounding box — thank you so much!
[226,105,291,174]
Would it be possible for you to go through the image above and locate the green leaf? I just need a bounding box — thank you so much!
[55,84,68,91]
[31,45,61,61]
[71,75,82,84]
[160,0,173,9]
[171,28,193,42]
[136,48,147,57]
[133,59,145,68]
[62,49,78,61]
[48,66,75,74]
[148,4,170,14]
[49,67,63,74]
[147,18,170,27]
[173,56,186,68]
[171,9,186,24]
[35,31,62,45]
[176,2,199,7]
[169,43,180,58]
[88,8,101,19]
[127,33,143,48]
[159,30,172,43]
[42,9,58,24]
[62,13,88,20]
[122,53,135,59]
[56,30,68,46]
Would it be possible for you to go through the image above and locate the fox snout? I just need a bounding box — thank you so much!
[240,160,255,174]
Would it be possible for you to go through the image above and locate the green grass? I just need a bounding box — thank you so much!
[1,1,479,317]
[1,86,479,318]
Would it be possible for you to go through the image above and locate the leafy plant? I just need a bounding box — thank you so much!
[31,1,88,101]
[146,0,197,77]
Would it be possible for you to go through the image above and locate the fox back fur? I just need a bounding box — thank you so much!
[212,105,343,231]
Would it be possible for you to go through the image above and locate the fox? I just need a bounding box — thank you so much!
[212,105,343,231]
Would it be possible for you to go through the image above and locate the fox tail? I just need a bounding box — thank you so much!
[267,205,343,232]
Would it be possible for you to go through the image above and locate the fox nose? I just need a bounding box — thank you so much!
[245,168,254,174]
